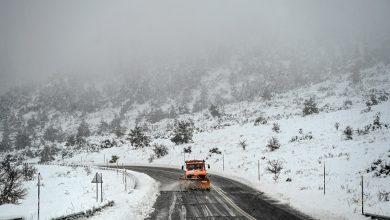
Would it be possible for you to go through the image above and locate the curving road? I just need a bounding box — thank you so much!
[125,166,312,220]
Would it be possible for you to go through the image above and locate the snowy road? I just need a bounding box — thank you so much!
[125,166,312,220]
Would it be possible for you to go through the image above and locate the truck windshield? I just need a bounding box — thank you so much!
[187,164,203,170]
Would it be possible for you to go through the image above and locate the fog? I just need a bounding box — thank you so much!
[1,0,390,93]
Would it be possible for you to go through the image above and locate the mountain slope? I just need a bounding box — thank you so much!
[57,63,390,219]
[1,61,390,219]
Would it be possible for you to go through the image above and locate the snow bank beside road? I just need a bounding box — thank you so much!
[0,165,158,220]
[90,169,159,220]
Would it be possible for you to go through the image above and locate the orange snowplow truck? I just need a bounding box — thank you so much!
[180,160,211,191]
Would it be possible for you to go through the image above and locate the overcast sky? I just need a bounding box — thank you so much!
[1,0,390,93]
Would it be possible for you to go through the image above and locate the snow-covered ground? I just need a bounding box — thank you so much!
[0,165,158,220]
[66,103,389,220]
[2,65,389,220]
[61,65,390,220]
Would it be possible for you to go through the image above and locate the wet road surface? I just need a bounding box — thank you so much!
[125,166,312,220]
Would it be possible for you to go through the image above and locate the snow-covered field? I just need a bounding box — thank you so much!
[61,65,390,220]
[0,165,158,220]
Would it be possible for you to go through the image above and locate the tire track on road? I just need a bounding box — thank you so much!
[213,186,256,220]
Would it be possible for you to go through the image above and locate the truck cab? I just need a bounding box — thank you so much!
[180,160,211,190]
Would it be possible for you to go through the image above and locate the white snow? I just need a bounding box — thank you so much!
[61,64,390,220]
[2,64,390,220]
[0,165,158,220]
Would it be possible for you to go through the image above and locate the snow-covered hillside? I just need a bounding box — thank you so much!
[2,1,390,219]
[1,63,390,220]
[55,64,390,220]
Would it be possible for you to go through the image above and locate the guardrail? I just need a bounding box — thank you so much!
[52,201,114,220]
[0,217,24,220]
[25,162,137,189]
[364,213,390,220]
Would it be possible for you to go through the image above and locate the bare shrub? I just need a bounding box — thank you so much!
[378,191,390,202]
[344,100,353,106]
[109,155,119,163]
[366,159,390,177]
[366,94,378,107]
[84,166,92,176]
[148,155,154,163]
[100,139,116,149]
[183,146,192,154]
[266,137,280,151]
[357,113,389,136]
[266,160,284,181]
[343,126,353,140]
[209,147,222,155]
[254,116,267,125]
[152,143,169,159]
[361,106,372,113]
[289,130,313,142]
[272,123,280,133]
[238,139,247,150]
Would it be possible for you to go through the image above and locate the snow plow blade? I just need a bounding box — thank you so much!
[179,177,211,191]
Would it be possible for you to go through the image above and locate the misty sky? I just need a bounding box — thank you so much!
[1,0,390,93]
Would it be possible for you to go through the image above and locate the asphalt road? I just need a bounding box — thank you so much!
[125,166,312,220]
